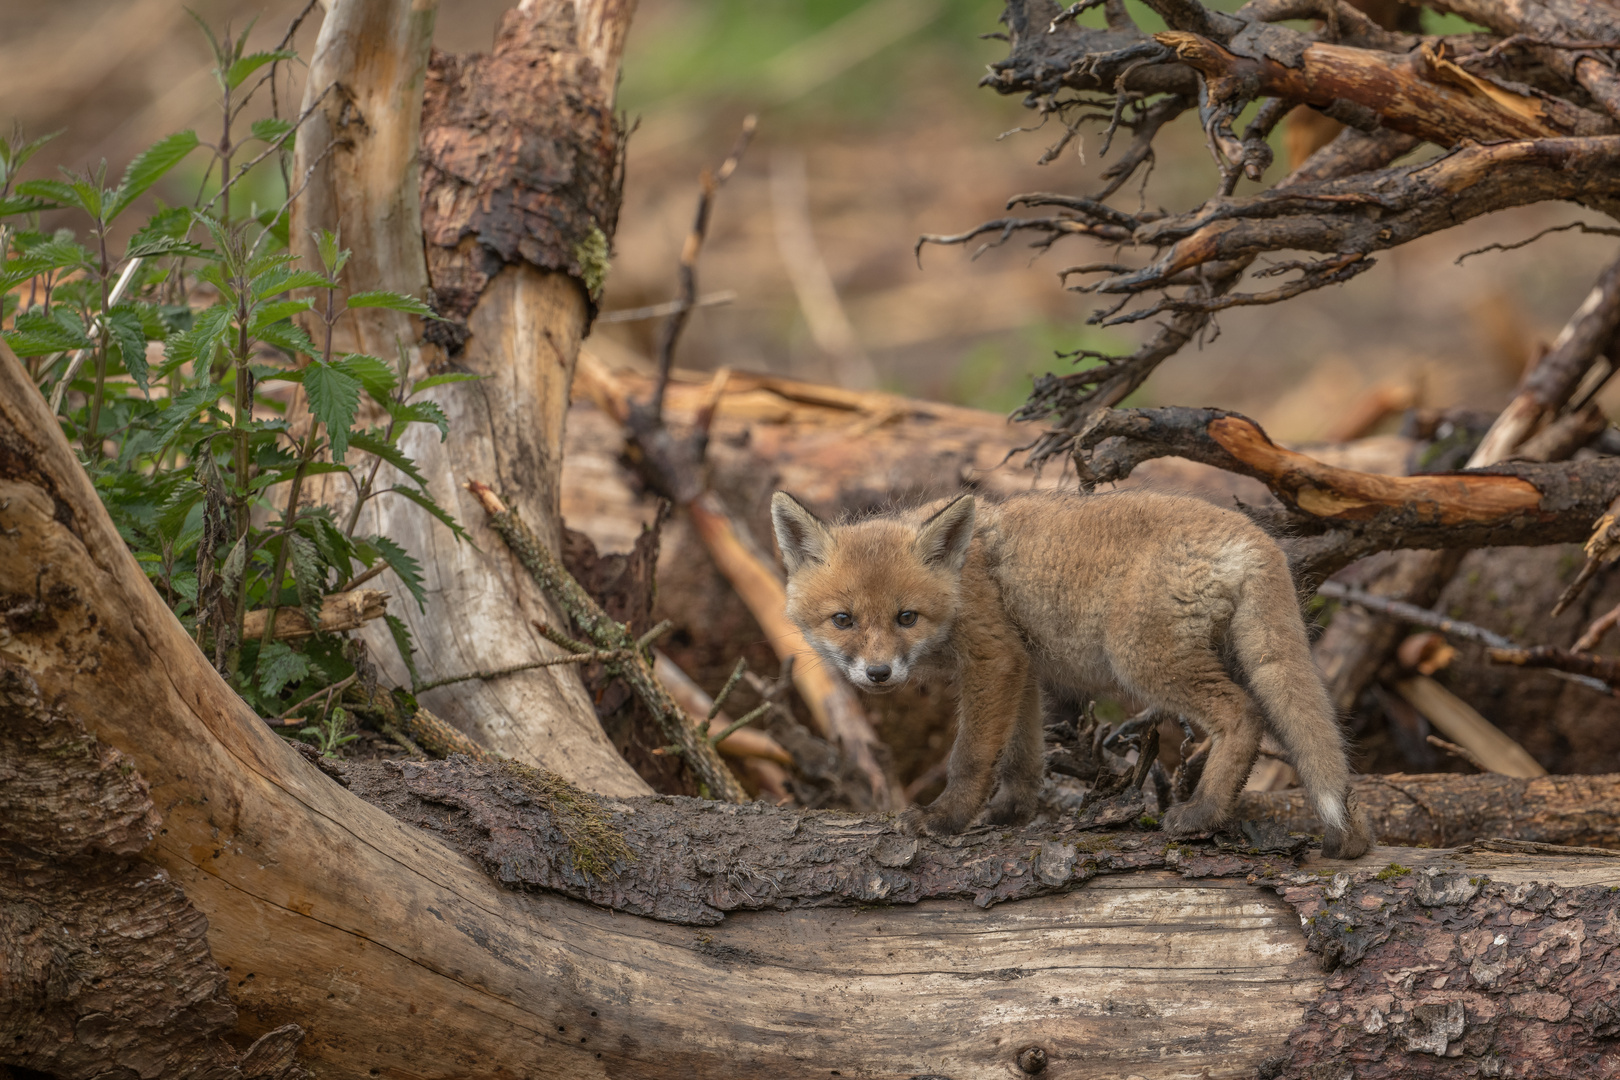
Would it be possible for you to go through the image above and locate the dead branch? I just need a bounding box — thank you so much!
[1075,405,1620,580]
[464,481,748,803]
[241,588,387,641]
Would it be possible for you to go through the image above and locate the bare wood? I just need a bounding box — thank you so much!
[291,0,648,791]
[1394,675,1547,778]
[241,588,387,641]
[1158,30,1613,146]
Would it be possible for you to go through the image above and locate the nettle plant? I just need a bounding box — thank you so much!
[0,19,469,752]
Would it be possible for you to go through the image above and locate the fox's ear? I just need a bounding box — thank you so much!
[915,494,976,572]
[772,492,832,574]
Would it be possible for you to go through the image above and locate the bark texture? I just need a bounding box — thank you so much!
[292,0,647,792]
[0,662,307,1080]
[1240,772,1620,849]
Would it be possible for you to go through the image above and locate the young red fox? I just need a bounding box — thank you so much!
[771,488,1373,859]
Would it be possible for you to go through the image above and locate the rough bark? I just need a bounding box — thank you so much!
[292,0,647,792]
[1240,772,1620,849]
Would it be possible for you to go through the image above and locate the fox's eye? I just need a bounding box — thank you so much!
[897,610,918,627]
[831,612,854,629]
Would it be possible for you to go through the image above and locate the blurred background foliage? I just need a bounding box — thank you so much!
[0,0,1611,432]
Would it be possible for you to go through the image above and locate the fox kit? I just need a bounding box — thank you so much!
[772,488,1373,859]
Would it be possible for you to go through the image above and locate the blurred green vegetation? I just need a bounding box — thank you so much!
[944,320,1136,413]
[619,0,1490,129]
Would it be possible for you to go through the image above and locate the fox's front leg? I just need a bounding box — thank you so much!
[899,647,1029,837]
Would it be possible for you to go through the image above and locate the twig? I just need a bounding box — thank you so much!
[1454,220,1620,265]
[48,256,144,414]
[465,480,746,802]
[411,650,633,694]
[709,657,748,720]
[709,702,772,747]
[598,291,736,323]
[1573,598,1620,653]
[271,672,357,724]
[1426,734,1488,772]
[634,619,674,651]
[649,115,757,422]
[1316,581,1514,648]
[1486,644,1620,689]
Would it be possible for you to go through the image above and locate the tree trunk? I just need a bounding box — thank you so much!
[289,0,647,794]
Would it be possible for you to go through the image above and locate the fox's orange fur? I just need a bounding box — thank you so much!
[772,488,1373,859]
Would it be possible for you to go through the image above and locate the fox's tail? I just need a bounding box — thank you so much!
[1230,549,1370,856]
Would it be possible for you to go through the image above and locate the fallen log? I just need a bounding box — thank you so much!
[12,327,1620,1076]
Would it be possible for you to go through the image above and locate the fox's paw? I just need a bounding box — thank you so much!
[1321,792,1373,860]
[1160,799,1225,837]
[896,806,969,838]
[985,789,1039,828]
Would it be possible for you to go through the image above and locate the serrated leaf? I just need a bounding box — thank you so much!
[0,236,91,291]
[347,429,428,489]
[151,383,230,448]
[384,614,420,687]
[108,131,199,220]
[344,290,436,318]
[286,533,327,629]
[250,117,296,144]
[251,297,314,331]
[257,640,311,698]
[387,398,449,439]
[252,266,336,297]
[382,484,470,544]
[303,361,362,462]
[164,302,232,370]
[14,179,89,214]
[335,353,398,404]
[254,319,318,360]
[410,372,483,393]
[0,127,61,180]
[226,49,295,89]
[154,479,204,541]
[371,535,426,611]
[314,230,350,278]
[310,516,355,578]
[0,195,51,216]
[2,306,92,357]
[105,304,150,390]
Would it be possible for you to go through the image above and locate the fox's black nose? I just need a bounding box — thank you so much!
[866,664,892,683]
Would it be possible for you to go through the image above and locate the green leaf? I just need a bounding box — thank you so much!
[303,361,363,462]
[105,304,150,390]
[286,533,327,629]
[255,319,318,360]
[2,307,92,356]
[0,127,61,183]
[164,302,232,370]
[226,49,294,89]
[371,535,426,611]
[335,353,398,404]
[108,131,199,220]
[0,236,91,291]
[252,266,336,297]
[251,297,314,330]
[314,230,350,278]
[14,179,91,215]
[382,484,470,544]
[347,429,429,489]
[154,480,204,542]
[387,398,449,439]
[151,383,230,448]
[250,117,297,144]
[257,640,311,699]
[410,372,483,393]
[344,290,437,318]
[0,195,51,217]
[385,614,420,687]
[309,516,355,577]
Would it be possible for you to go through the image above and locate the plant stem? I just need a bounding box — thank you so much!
[229,268,252,674]
[83,227,112,457]
[257,424,318,650]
